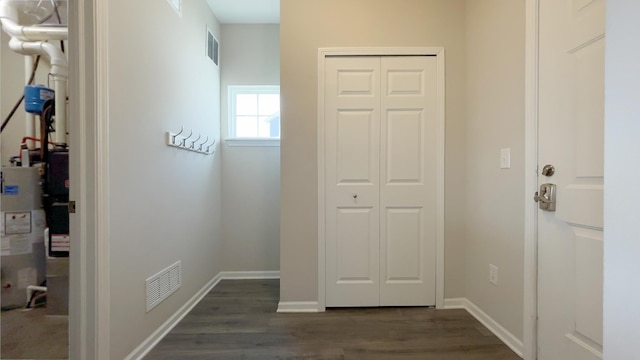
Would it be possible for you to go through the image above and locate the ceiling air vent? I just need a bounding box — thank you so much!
[166,0,182,17]
[207,28,219,67]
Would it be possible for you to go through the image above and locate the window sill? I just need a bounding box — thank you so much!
[224,138,281,147]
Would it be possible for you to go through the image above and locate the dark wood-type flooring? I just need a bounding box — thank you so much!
[146,279,520,360]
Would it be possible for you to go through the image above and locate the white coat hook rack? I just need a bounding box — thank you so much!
[166,126,216,155]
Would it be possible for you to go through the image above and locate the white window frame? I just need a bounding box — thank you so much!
[226,85,280,147]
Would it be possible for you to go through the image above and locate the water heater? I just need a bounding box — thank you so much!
[0,166,46,309]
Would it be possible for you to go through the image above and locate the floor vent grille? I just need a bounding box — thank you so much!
[146,261,182,312]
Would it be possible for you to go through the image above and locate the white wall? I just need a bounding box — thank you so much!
[106,1,222,358]
[603,1,640,358]
[220,24,280,272]
[0,30,23,165]
[280,0,468,302]
[280,0,528,344]
[464,0,525,340]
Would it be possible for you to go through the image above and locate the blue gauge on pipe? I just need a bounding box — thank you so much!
[24,84,54,115]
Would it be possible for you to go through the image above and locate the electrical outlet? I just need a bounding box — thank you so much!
[489,264,498,285]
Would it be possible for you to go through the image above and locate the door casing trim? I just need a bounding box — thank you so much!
[316,47,445,311]
[524,1,540,360]
[68,0,111,358]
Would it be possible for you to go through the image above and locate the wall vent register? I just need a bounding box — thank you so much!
[207,28,219,67]
[146,261,182,312]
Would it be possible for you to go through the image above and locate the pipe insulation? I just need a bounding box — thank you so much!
[9,37,67,143]
[0,0,67,41]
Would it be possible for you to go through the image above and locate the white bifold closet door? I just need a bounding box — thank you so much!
[325,56,438,307]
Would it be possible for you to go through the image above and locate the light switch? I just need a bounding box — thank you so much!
[500,148,511,169]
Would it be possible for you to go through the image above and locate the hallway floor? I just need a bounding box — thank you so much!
[146,279,520,360]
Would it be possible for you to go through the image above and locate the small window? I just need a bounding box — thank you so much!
[228,86,280,144]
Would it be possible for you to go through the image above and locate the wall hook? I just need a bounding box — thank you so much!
[183,129,194,142]
[206,139,216,154]
[189,134,201,149]
[171,126,184,145]
[166,127,215,155]
[197,136,209,151]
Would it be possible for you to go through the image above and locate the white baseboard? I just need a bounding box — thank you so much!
[443,297,467,309]
[125,272,223,360]
[219,270,280,280]
[444,297,524,358]
[125,270,280,359]
[276,301,320,313]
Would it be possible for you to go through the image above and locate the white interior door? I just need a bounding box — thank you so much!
[379,57,437,306]
[325,56,381,307]
[325,56,437,307]
[537,1,605,359]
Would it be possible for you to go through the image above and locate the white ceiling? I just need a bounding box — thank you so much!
[206,0,280,24]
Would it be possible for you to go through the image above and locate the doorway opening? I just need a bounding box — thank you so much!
[1,1,70,358]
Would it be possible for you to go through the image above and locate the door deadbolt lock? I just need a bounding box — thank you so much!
[541,164,555,177]
[534,183,556,211]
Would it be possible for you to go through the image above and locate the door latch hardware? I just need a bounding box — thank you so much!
[534,183,556,211]
[68,201,76,214]
[541,164,555,177]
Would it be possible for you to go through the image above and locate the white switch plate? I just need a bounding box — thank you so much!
[489,264,498,285]
[500,148,511,169]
